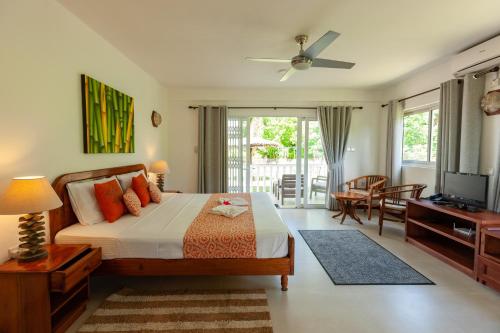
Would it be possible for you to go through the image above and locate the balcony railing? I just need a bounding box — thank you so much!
[250,162,327,193]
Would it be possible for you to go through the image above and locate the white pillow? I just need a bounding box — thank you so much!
[66,176,118,226]
[116,170,145,190]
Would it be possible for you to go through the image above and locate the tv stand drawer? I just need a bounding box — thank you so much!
[478,256,500,292]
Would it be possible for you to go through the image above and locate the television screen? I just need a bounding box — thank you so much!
[443,172,488,208]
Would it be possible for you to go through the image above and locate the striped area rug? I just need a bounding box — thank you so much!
[78,288,273,333]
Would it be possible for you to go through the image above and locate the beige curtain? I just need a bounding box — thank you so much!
[435,79,463,193]
[385,100,404,186]
[318,106,352,210]
[493,143,500,213]
[459,73,485,173]
[494,175,500,213]
[197,105,228,193]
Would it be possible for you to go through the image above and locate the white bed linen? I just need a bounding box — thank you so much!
[55,192,289,259]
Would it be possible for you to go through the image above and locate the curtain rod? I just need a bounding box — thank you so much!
[188,105,363,110]
[380,80,468,108]
[380,87,440,108]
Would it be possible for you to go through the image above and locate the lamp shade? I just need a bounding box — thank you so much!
[0,176,63,215]
[150,160,169,174]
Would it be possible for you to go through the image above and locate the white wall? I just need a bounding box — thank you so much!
[165,88,384,192]
[402,166,435,197]
[382,58,454,101]
[0,0,167,262]
[382,56,500,205]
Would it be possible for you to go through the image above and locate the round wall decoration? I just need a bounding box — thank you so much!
[481,89,500,116]
[151,111,162,127]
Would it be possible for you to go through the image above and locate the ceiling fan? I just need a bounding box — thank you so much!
[246,30,355,82]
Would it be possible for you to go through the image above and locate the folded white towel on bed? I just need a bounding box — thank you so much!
[218,197,249,206]
[210,205,248,218]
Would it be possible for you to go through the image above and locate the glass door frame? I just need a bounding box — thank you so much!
[296,117,325,209]
[227,111,325,209]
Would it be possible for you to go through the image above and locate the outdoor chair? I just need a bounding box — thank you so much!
[277,174,304,205]
[310,175,328,198]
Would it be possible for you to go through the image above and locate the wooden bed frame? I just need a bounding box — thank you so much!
[49,164,294,291]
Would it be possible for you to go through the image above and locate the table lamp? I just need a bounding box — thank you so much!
[0,176,62,262]
[150,160,169,192]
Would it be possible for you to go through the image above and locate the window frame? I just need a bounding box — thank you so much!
[402,103,439,166]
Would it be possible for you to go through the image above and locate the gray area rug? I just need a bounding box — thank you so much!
[299,230,434,285]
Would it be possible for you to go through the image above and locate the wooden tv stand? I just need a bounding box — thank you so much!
[405,199,500,279]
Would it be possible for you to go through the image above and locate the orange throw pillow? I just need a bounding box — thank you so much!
[132,174,151,207]
[94,179,126,222]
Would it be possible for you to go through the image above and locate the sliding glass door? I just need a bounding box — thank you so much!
[227,115,327,209]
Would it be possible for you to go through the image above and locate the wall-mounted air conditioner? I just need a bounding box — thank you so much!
[452,35,500,77]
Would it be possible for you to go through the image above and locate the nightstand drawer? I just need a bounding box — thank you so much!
[51,247,101,292]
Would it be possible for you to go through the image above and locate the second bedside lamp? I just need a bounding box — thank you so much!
[150,160,169,192]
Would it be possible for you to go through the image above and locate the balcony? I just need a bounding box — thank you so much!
[249,161,327,207]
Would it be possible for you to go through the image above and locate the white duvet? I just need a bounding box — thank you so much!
[55,192,289,259]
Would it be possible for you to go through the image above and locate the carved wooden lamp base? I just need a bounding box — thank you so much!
[17,212,48,262]
[156,173,165,192]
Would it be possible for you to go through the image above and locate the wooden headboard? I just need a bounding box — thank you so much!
[49,164,147,242]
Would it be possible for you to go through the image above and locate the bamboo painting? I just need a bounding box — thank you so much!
[81,75,135,153]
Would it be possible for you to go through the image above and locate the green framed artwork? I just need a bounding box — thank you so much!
[81,75,135,153]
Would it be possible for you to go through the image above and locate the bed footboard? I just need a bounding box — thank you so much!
[96,233,295,290]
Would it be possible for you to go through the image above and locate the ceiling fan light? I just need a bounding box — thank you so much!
[291,55,312,70]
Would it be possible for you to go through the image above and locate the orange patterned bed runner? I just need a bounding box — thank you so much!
[183,193,256,258]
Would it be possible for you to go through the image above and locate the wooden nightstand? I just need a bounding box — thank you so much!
[0,244,101,333]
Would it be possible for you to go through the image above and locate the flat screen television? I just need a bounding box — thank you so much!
[443,172,489,209]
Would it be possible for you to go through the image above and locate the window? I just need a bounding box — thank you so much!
[403,105,439,164]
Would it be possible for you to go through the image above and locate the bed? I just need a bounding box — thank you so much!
[49,164,294,291]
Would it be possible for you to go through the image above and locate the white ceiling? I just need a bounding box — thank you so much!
[59,0,500,88]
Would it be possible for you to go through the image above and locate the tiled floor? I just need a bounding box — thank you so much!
[69,209,500,333]
[271,193,327,208]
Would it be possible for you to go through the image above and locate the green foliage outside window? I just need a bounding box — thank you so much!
[403,108,439,162]
[257,117,324,160]
[262,117,297,159]
[257,146,280,160]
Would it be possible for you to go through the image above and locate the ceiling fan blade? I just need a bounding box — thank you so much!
[280,67,296,82]
[303,31,340,59]
[246,57,290,63]
[312,58,355,69]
